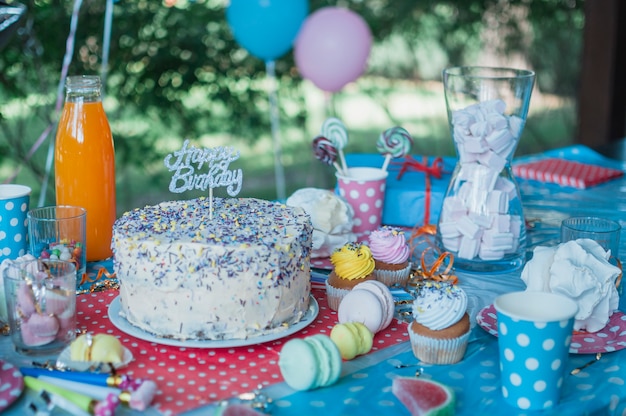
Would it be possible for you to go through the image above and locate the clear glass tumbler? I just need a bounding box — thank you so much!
[3,259,76,355]
[437,66,535,273]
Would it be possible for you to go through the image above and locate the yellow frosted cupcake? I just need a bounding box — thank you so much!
[325,242,375,311]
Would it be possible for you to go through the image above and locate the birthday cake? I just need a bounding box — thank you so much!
[111,197,313,341]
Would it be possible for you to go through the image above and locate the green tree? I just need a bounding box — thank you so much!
[0,0,584,209]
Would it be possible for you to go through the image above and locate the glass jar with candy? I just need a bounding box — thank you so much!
[437,67,535,273]
[27,205,87,280]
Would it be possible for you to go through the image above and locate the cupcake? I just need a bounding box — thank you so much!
[408,281,470,364]
[325,242,375,311]
[368,226,411,287]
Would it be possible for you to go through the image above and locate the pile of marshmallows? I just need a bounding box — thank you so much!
[439,99,524,261]
[278,280,394,391]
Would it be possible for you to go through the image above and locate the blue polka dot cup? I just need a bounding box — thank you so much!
[494,291,578,410]
[0,184,31,262]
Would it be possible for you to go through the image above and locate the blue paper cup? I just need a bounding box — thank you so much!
[0,184,31,262]
[494,291,578,410]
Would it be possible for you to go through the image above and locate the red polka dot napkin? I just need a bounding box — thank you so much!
[77,288,409,415]
[512,158,623,189]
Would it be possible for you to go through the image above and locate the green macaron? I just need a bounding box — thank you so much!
[278,334,342,391]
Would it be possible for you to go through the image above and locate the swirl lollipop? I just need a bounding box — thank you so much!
[321,117,349,175]
[377,126,413,171]
[313,136,344,175]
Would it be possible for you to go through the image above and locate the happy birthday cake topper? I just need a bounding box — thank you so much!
[164,139,243,219]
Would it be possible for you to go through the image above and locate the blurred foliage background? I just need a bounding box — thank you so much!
[0,0,584,212]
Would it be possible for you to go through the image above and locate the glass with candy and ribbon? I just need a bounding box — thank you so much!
[437,66,535,272]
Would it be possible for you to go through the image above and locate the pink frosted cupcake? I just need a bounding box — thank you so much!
[368,226,411,287]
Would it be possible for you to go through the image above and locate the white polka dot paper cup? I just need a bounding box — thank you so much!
[0,184,31,262]
[336,167,388,237]
[494,291,578,411]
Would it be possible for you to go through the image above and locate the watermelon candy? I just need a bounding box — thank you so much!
[392,377,455,416]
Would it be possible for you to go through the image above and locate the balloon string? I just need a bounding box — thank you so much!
[38,0,84,206]
[266,60,286,201]
[100,0,114,94]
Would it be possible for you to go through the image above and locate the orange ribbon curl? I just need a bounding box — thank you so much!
[78,267,118,294]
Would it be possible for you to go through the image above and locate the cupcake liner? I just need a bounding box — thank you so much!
[374,262,412,287]
[408,324,470,365]
[325,280,351,311]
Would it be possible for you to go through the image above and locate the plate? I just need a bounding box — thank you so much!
[108,295,319,348]
[56,345,134,371]
[0,360,24,412]
[476,304,626,354]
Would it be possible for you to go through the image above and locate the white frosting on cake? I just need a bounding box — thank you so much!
[286,188,356,258]
[521,239,621,333]
[111,197,313,340]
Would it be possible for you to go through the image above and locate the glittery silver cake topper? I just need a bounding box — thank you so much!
[164,140,243,219]
[164,140,243,195]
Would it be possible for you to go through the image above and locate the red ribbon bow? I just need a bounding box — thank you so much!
[395,155,444,181]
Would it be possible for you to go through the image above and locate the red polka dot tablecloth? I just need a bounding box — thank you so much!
[78,288,409,415]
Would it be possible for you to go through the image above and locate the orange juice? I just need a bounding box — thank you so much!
[55,76,116,261]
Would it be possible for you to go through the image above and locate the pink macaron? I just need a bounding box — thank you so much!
[337,280,395,333]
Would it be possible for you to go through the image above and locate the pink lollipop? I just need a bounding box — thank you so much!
[377,126,413,171]
[313,136,344,175]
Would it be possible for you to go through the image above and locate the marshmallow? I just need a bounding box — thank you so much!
[469,120,491,138]
[485,128,514,154]
[508,115,524,138]
[458,236,479,259]
[478,150,507,172]
[494,177,517,200]
[441,196,467,220]
[486,112,508,130]
[478,247,505,261]
[468,212,493,229]
[492,214,512,233]
[486,190,509,214]
[482,231,514,251]
[456,216,482,239]
[438,221,461,239]
[463,137,488,154]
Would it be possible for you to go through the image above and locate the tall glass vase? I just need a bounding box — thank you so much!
[437,66,535,273]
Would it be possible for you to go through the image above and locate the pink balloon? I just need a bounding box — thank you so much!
[294,7,372,92]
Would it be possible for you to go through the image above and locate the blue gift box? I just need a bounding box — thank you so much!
[344,154,456,228]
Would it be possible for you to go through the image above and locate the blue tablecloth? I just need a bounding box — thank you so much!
[4,145,626,416]
[186,145,626,415]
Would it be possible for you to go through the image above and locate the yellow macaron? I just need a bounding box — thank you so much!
[330,322,373,360]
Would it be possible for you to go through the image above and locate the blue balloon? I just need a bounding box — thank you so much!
[227,0,308,62]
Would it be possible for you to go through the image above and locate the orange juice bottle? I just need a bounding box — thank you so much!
[55,75,116,261]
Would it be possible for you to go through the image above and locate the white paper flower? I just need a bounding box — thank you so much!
[521,239,620,333]
[286,188,356,258]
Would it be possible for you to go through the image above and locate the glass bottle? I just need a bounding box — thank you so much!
[437,67,535,273]
[55,75,116,262]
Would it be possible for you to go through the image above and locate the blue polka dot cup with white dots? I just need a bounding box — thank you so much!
[494,291,578,411]
[0,184,31,262]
